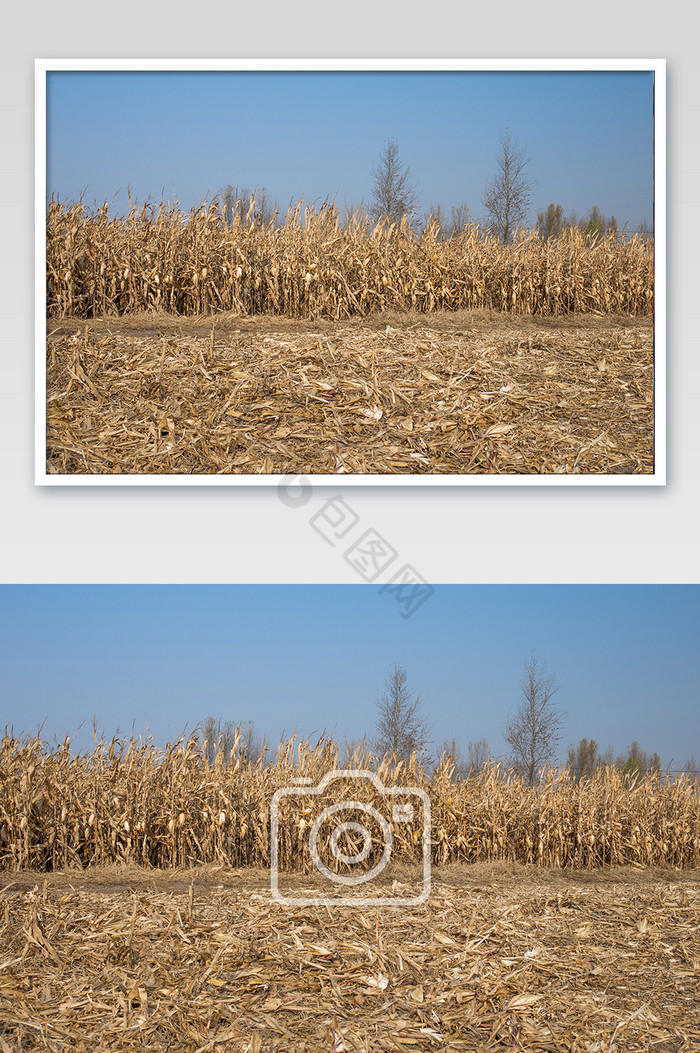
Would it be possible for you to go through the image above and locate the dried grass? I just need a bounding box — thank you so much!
[46,314,653,475]
[2,732,697,873]
[47,198,654,320]
[0,870,697,1051]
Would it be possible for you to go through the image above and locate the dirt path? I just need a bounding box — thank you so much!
[3,860,697,897]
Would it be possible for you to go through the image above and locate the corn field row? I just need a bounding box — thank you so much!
[46,198,654,320]
[1,732,696,872]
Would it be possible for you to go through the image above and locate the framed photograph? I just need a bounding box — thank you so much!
[36,59,664,485]
[2,582,698,1047]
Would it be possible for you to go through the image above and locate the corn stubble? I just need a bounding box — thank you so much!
[47,198,654,320]
[2,732,696,872]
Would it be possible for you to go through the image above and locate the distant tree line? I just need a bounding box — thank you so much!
[199,716,269,767]
[197,659,692,787]
[565,737,698,782]
[533,203,647,243]
[220,185,276,229]
[217,130,652,246]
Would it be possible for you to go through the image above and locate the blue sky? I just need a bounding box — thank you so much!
[46,69,654,231]
[1,585,696,770]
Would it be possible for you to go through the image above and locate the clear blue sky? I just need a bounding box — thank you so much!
[46,69,654,231]
[1,585,696,770]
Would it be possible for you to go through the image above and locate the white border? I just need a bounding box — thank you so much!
[35,58,666,487]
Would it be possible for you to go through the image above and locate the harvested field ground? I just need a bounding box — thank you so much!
[1,865,697,1052]
[45,311,654,476]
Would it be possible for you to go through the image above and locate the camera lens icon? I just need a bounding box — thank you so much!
[270,770,431,907]
[309,802,392,886]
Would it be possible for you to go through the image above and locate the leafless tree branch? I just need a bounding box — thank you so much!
[481,129,534,244]
[370,139,420,227]
[503,654,565,785]
[371,663,432,764]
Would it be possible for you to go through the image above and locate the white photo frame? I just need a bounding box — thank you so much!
[36,58,665,486]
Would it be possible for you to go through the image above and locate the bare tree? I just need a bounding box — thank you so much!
[341,735,374,768]
[466,737,491,774]
[202,716,237,765]
[370,139,420,227]
[423,203,448,239]
[238,720,268,767]
[220,185,275,229]
[423,203,473,240]
[437,738,469,779]
[682,756,699,780]
[220,185,237,229]
[566,737,599,781]
[371,663,431,763]
[621,741,661,780]
[581,205,610,243]
[535,202,564,241]
[637,218,653,242]
[481,129,535,244]
[342,200,368,227]
[438,736,490,779]
[599,744,620,768]
[450,203,472,237]
[503,654,564,785]
[202,717,267,766]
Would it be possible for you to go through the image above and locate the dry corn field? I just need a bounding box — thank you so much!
[46,313,653,476]
[1,867,698,1052]
[1,734,699,1052]
[45,200,655,476]
[2,733,697,873]
[47,200,653,320]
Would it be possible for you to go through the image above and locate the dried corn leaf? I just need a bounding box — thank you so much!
[46,312,654,476]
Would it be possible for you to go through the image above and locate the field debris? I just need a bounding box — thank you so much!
[46,314,654,475]
[0,871,697,1051]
